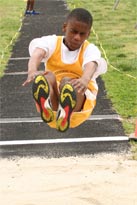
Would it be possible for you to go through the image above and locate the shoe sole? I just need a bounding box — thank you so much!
[56,83,76,132]
[32,75,54,123]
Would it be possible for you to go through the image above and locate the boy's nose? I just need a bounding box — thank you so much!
[74,33,81,41]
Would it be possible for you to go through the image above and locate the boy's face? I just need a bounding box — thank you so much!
[63,18,91,51]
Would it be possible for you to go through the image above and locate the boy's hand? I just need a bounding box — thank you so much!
[22,70,45,86]
[70,77,89,95]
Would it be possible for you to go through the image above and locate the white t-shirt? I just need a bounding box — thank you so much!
[29,35,107,80]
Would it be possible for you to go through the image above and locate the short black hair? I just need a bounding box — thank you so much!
[66,8,93,28]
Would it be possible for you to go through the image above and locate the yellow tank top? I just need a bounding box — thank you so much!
[46,36,90,81]
[43,36,98,128]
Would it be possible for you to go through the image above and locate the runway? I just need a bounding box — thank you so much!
[0,0,129,158]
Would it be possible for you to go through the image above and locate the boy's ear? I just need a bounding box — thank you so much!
[87,29,91,38]
[62,22,67,32]
[88,30,91,37]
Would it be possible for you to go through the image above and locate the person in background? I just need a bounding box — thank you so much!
[25,0,39,15]
[23,8,107,132]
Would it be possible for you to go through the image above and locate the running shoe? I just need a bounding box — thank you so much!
[25,10,40,16]
[32,75,54,123]
[25,10,31,15]
[30,10,40,15]
[56,83,77,132]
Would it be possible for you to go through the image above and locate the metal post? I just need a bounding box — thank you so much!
[113,0,120,10]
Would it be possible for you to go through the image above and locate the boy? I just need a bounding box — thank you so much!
[23,8,107,132]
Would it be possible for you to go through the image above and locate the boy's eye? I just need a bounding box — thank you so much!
[80,32,85,36]
[70,29,85,36]
[70,29,77,34]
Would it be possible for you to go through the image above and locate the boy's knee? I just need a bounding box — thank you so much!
[45,71,55,78]
[59,77,72,89]
[60,76,72,84]
[44,71,56,83]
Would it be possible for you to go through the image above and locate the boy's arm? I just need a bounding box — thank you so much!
[81,61,97,83]
[71,61,97,95]
[22,48,46,86]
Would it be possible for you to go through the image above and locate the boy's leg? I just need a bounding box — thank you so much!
[29,0,35,11]
[45,72,59,111]
[59,77,85,111]
[32,72,59,123]
[26,0,30,11]
[25,0,33,15]
[56,77,85,132]
[25,0,39,15]
[25,0,30,14]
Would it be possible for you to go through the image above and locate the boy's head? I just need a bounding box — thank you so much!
[66,8,93,29]
[63,8,93,51]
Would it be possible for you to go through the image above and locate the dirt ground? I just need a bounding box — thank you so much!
[0,153,137,205]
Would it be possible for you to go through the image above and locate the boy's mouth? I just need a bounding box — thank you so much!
[63,38,80,51]
[67,42,80,51]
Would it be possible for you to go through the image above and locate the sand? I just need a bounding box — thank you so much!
[0,153,137,205]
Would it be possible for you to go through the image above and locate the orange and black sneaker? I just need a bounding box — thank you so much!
[32,75,54,123]
[56,83,76,132]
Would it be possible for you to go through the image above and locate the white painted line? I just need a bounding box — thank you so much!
[5,71,28,75]
[0,115,121,124]
[0,117,42,123]
[10,57,30,60]
[88,114,121,120]
[0,136,129,146]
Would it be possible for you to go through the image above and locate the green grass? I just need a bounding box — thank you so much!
[0,0,25,76]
